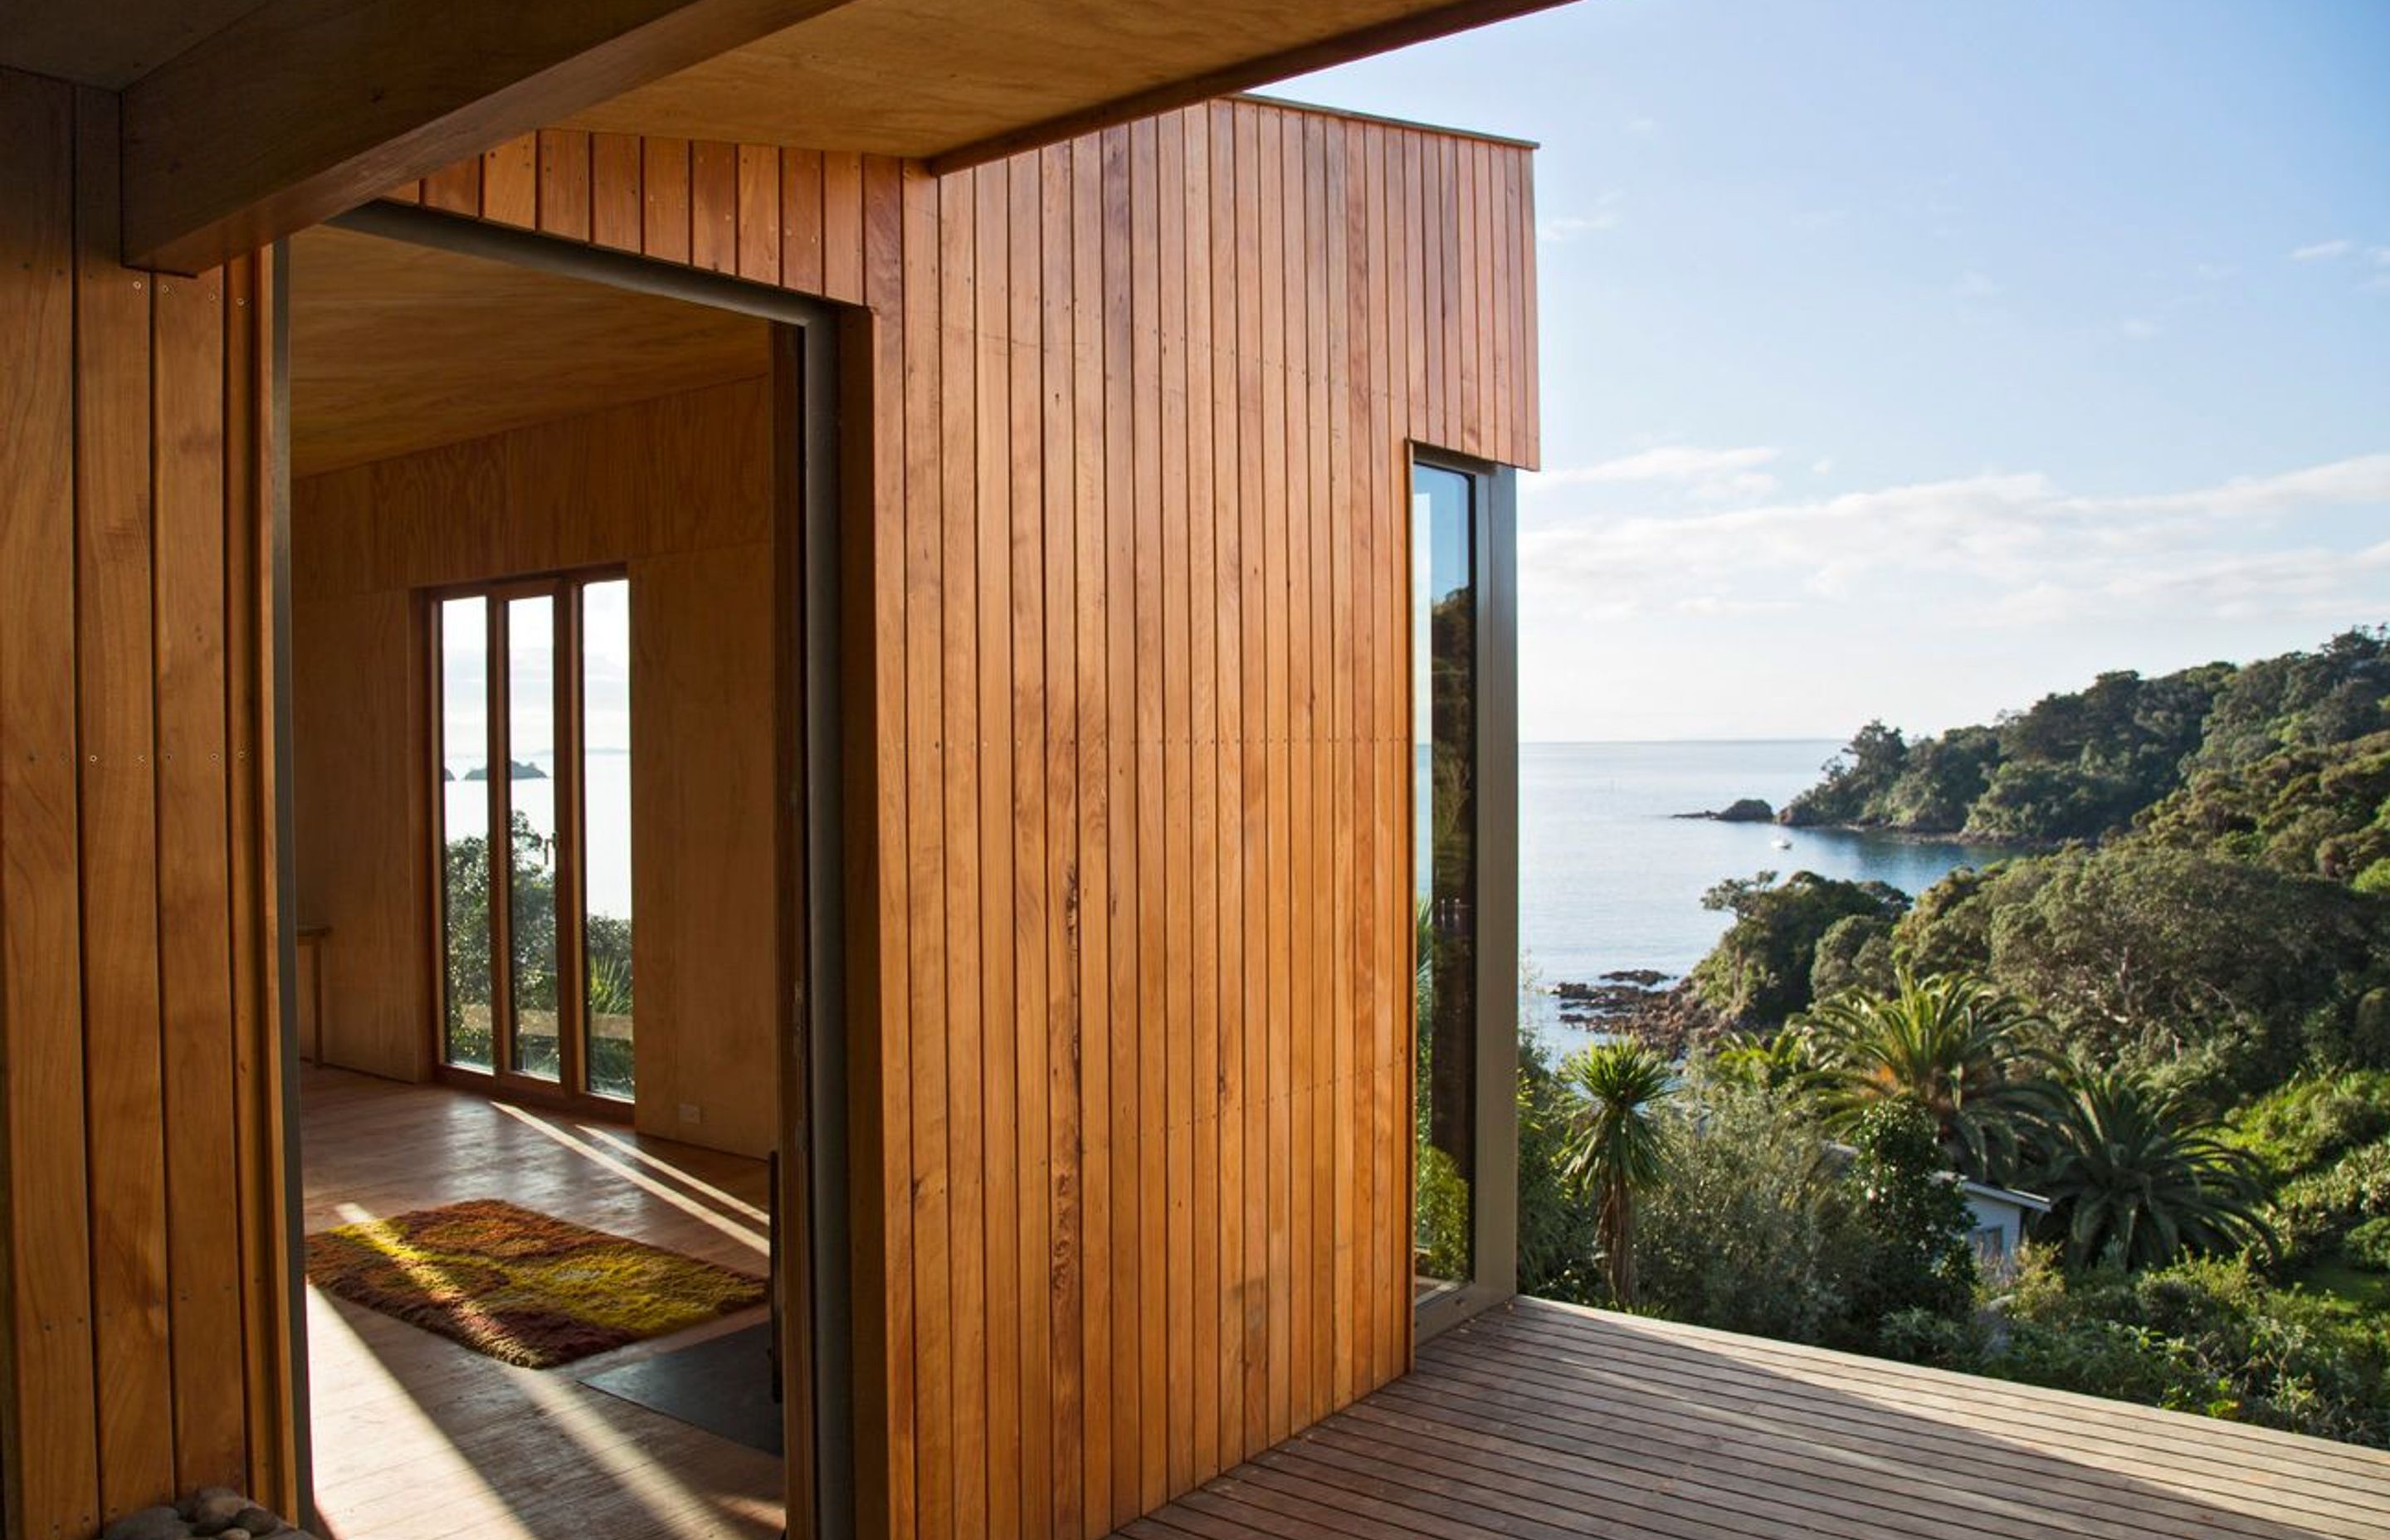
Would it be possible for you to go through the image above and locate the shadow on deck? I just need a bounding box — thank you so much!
[1117,1296,2388,1539]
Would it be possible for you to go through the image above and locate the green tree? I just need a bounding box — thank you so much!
[1846,1100,1978,1327]
[1800,969,2048,1181]
[1635,1068,1866,1343]
[1560,1040,1675,1308]
[1895,845,2390,1098]
[2027,1065,2272,1270]
[1692,870,1909,1026]
[1783,720,1908,827]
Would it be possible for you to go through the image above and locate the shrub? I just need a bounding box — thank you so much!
[1635,1068,1864,1344]
[1983,1249,2390,1446]
[2347,1216,2390,1273]
[2270,1137,2390,1265]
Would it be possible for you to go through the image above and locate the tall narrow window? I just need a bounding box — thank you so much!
[1415,461,1478,1294]
[438,597,496,1072]
[507,594,563,1082]
[582,579,636,1100]
[431,573,633,1102]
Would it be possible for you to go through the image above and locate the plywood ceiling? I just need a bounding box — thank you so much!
[288,226,769,479]
[565,0,1504,156]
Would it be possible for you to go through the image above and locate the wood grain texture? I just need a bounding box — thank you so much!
[559,0,1563,165]
[1116,1299,2390,1540]
[0,68,285,1538]
[116,0,857,272]
[0,87,1532,1540]
[287,224,768,477]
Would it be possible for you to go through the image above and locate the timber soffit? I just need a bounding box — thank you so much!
[24,0,1565,271]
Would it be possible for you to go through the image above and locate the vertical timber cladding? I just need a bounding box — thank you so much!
[395,97,1539,1539]
[0,70,293,1540]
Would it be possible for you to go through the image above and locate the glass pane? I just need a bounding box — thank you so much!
[1414,462,1476,1293]
[583,579,636,1099]
[508,594,562,1080]
[439,597,495,1070]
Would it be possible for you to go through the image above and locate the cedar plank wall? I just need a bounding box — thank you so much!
[0,71,295,1539]
[290,379,782,1157]
[393,99,1537,1540]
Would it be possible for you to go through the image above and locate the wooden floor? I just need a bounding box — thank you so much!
[301,1065,783,1540]
[1115,1296,2390,1540]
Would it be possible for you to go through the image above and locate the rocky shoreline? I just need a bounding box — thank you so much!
[1544,971,1733,1059]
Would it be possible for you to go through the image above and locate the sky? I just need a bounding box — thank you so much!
[1284,0,2390,742]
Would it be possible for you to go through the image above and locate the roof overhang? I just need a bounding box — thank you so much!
[5,0,1568,275]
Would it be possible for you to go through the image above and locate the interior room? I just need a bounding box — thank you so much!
[286,222,792,1538]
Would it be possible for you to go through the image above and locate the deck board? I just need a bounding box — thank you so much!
[1116,1297,2388,1540]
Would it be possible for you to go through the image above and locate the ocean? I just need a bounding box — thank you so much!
[1516,740,2009,1045]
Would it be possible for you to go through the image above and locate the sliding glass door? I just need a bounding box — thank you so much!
[433,573,635,1103]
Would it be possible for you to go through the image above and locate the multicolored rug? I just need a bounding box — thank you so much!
[305,1198,766,1369]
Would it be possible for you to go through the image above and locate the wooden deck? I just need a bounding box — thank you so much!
[1116,1296,2390,1540]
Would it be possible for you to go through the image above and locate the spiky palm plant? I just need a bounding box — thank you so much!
[1801,968,2048,1181]
[1561,1040,1675,1308]
[2029,1065,2273,1270]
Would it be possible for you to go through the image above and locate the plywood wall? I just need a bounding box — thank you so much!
[0,69,294,1539]
[290,378,783,1157]
[391,97,1538,1540]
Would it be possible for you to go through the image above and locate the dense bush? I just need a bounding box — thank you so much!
[1778,628,2388,843]
[1975,1249,2390,1447]
[2348,1216,2390,1273]
[1843,1100,1977,1325]
[1515,1030,1602,1305]
[1690,870,1909,1026]
[1894,846,2390,1100]
[2269,1138,2390,1267]
[1633,1070,1864,1344]
[2223,1070,2390,1182]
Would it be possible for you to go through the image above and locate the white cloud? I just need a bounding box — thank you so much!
[2292,239,2355,261]
[1519,453,2390,631]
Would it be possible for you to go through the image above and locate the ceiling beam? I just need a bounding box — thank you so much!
[924,0,1575,175]
[120,0,855,275]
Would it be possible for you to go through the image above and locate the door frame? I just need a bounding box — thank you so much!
[275,203,857,1537]
[422,564,631,1112]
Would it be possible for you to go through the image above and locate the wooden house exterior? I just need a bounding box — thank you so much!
[0,9,1540,1538]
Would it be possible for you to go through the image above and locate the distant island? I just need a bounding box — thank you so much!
[458,759,549,782]
[1673,797,1775,823]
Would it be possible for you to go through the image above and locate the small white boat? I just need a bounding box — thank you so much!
[1771,836,1793,850]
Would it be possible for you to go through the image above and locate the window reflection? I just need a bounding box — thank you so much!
[1415,461,1477,1291]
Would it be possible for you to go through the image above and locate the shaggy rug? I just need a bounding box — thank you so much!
[305,1198,766,1369]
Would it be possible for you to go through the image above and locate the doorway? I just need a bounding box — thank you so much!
[280,210,849,1538]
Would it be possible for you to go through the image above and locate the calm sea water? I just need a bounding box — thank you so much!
[1515,741,2008,1040]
